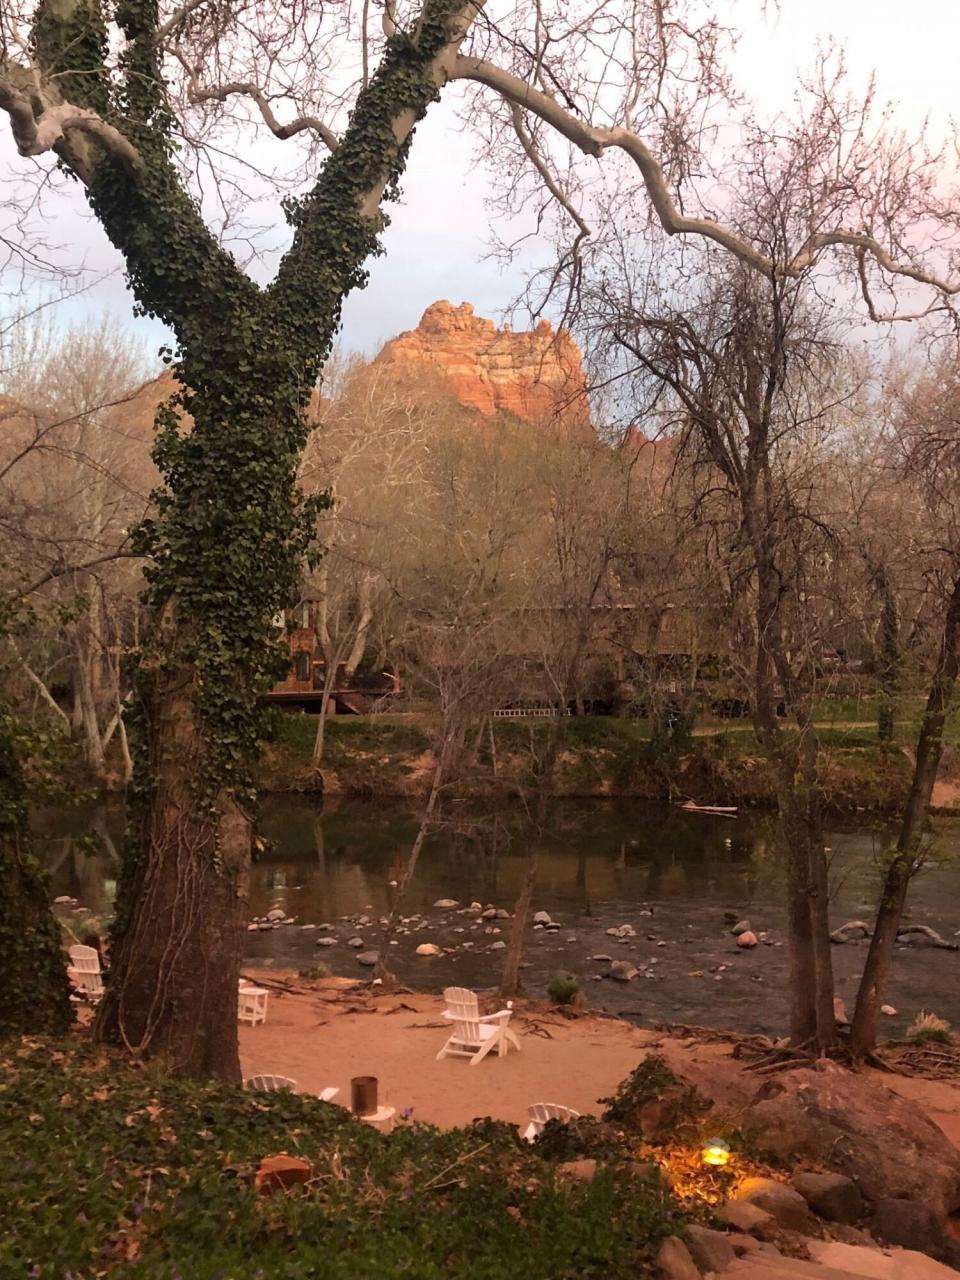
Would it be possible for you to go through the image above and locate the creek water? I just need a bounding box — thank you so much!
[39,796,960,1039]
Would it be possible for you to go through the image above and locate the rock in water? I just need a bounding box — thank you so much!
[488,940,506,950]
[266,907,286,923]
[434,899,458,909]
[609,961,638,982]
[533,911,552,925]
[881,1004,897,1016]
[731,918,752,936]
[347,937,364,948]
[315,937,336,948]
[356,951,379,967]
[736,931,759,949]
[415,943,441,957]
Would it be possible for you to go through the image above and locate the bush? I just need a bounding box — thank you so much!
[1,1038,682,1279]
[907,1010,953,1045]
[546,973,580,1006]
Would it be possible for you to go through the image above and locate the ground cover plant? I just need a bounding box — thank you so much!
[1,1039,682,1279]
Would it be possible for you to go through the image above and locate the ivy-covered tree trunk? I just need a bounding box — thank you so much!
[0,705,73,1039]
[15,0,488,1077]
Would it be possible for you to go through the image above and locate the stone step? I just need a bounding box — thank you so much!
[721,1242,960,1279]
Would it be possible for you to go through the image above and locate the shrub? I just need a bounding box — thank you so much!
[546,973,581,1006]
[907,1010,953,1045]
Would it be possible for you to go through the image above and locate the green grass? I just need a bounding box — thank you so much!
[0,1039,679,1279]
[267,712,432,764]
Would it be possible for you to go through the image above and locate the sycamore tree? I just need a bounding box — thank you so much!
[1,0,958,1078]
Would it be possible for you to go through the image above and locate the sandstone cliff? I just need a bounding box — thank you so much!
[375,300,589,425]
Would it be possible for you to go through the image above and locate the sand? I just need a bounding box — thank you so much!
[238,971,960,1155]
[237,972,747,1130]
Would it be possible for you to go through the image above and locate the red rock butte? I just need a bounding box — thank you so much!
[375,300,590,426]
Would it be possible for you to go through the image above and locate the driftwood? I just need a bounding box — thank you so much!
[896,924,959,950]
[830,921,958,949]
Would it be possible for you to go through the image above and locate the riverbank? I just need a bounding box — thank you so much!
[259,712,925,812]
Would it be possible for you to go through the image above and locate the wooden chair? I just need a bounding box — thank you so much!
[238,983,269,1026]
[245,1074,339,1103]
[436,986,520,1066]
[67,944,104,1003]
[522,1102,581,1142]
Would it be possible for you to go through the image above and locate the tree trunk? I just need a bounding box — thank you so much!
[851,574,960,1058]
[0,705,73,1038]
[94,659,248,1080]
[499,849,539,999]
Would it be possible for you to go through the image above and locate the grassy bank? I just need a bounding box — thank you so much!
[259,710,919,812]
[1,1038,692,1280]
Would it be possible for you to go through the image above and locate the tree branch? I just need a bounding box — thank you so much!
[451,55,960,301]
[0,79,140,172]
[178,56,339,152]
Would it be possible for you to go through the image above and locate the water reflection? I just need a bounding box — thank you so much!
[35,796,960,1036]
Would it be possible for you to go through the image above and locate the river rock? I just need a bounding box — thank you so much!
[468,902,482,911]
[257,922,273,931]
[315,937,336,947]
[533,911,552,925]
[495,908,510,919]
[317,923,334,932]
[734,1176,815,1232]
[741,1064,960,1218]
[791,1170,864,1223]
[655,1236,699,1280]
[434,899,459,909]
[246,923,259,932]
[609,961,638,981]
[348,937,364,948]
[731,918,752,936]
[415,943,442,957]
[481,907,498,920]
[489,940,506,950]
[356,951,379,967]
[736,931,759,949]
[881,1004,897,1016]
[266,907,286,923]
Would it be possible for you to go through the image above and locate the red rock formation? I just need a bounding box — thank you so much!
[375,300,589,425]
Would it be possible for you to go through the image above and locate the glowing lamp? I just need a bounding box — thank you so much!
[701,1137,731,1167]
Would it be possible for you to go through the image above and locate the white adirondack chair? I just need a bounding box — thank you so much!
[67,944,104,1003]
[245,1074,339,1102]
[522,1102,581,1142]
[436,986,520,1066]
[237,982,269,1026]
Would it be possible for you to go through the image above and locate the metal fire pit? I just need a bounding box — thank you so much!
[351,1075,378,1117]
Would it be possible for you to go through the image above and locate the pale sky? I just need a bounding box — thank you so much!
[2,0,958,362]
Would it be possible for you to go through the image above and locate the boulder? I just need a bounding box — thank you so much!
[347,937,364,948]
[266,907,286,923]
[609,961,638,981]
[735,1176,815,1232]
[731,919,752,936]
[684,1223,735,1273]
[741,1064,960,1218]
[871,1197,943,1252]
[656,1236,700,1280]
[315,937,336,948]
[468,902,482,912]
[434,899,459,909]
[591,954,613,963]
[481,907,498,920]
[488,940,506,950]
[717,1200,774,1235]
[495,909,510,919]
[415,943,442,957]
[533,911,552,925]
[356,951,379,966]
[737,930,759,949]
[791,1171,863,1224]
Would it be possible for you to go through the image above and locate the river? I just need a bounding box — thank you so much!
[39,796,960,1038]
